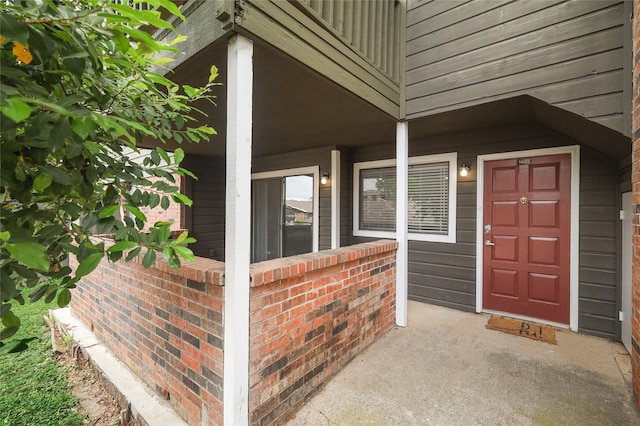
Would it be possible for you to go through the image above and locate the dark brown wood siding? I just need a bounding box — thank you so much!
[183,154,226,260]
[406,0,626,135]
[578,147,619,339]
[350,123,622,339]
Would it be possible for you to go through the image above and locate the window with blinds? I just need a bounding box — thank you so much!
[353,153,456,243]
[408,162,449,235]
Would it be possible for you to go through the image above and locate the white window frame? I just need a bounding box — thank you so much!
[353,153,457,243]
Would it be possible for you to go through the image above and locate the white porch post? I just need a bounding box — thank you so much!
[331,149,341,249]
[396,122,409,327]
[223,34,253,426]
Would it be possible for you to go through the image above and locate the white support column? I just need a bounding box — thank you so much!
[223,34,253,426]
[331,149,341,249]
[396,122,409,327]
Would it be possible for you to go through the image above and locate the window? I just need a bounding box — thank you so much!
[353,153,457,243]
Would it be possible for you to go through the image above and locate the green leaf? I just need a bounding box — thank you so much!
[1,311,20,329]
[0,337,36,354]
[0,326,20,342]
[173,147,184,164]
[173,245,195,262]
[40,165,72,185]
[161,196,170,210]
[5,242,49,272]
[171,192,192,207]
[124,204,147,222]
[0,273,16,303]
[142,249,156,268]
[57,289,71,308]
[33,173,53,192]
[0,304,11,318]
[99,205,119,218]
[197,125,217,135]
[0,231,10,242]
[107,241,138,253]
[72,116,95,139]
[0,13,28,44]
[0,98,32,123]
[29,284,49,303]
[125,246,142,261]
[75,253,103,278]
[50,119,71,151]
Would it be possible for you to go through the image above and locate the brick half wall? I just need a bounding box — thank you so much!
[70,240,397,425]
[70,252,225,425]
[248,240,398,425]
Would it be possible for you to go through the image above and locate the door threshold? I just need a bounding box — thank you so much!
[483,309,570,330]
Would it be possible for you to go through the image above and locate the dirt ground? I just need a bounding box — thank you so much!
[54,328,132,426]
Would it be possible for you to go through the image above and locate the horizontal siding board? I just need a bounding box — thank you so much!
[405,0,624,134]
[407,49,623,118]
[580,221,617,238]
[578,314,616,338]
[407,1,617,67]
[406,0,471,25]
[408,285,476,309]
[407,0,515,42]
[409,261,475,282]
[578,299,617,318]
[580,283,617,303]
[410,27,623,99]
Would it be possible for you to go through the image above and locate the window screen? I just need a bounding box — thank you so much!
[408,162,449,234]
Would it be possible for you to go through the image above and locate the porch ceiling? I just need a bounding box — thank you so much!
[408,95,631,164]
[147,38,396,158]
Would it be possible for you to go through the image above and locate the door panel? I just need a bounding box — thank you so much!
[483,154,571,323]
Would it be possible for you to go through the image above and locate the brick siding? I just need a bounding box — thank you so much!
[70,250,225,425]
[71,240,397,425]
[632,0,640,410]
[248,240,397,425]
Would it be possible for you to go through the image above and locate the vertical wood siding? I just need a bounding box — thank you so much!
[301,0,400,81]
[405,0,626,134]
[350,123,622,339]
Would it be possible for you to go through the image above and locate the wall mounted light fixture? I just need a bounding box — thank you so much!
[321,172,330,185]
[459,164,470,177]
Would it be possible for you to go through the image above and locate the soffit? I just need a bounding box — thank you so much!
[142,38,396,158]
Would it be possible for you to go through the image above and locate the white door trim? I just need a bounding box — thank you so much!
[621,191,632,353]
[251,166,320,254]
[475,145,580,331]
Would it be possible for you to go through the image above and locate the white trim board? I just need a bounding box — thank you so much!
[251,166,320,253]
[331,150,341,249]
[475,145,580,332]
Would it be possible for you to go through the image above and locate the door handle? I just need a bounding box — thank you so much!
[485,240,495,246]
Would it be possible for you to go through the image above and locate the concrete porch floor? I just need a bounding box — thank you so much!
[286,301,639,426]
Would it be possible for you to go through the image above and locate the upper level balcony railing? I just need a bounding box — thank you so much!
[292,0,401,82]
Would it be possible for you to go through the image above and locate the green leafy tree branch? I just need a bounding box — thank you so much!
[0,0,218,352]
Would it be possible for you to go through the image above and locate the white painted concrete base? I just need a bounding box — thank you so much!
[52,308,188,426]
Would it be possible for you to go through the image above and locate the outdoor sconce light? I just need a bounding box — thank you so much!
[459,164,470,177]
[321,172,330,185]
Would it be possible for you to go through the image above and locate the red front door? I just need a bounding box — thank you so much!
[483,154,571,324]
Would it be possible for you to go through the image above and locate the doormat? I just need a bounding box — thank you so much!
[486,316,557,344]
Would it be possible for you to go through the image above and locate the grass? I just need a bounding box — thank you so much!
[0,297,82,426]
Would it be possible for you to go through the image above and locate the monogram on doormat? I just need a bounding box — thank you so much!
[486,316,557,344]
